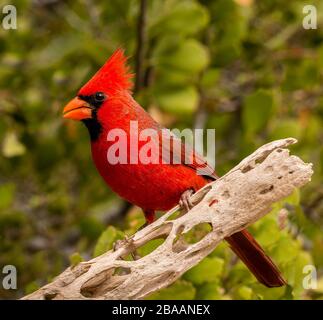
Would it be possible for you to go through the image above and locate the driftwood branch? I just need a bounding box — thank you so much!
[23,138,313,300]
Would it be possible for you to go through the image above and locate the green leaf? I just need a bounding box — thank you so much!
[242,90,274,134]
[196,282,223,300]
[285,251,312,298]
[280,284,294,300]
[269,119,303,141]
[271,234,300,264]
[138,238,164,257]
[254,217,281,247]
[283,189,300,206]
[93,226,124,257]
[146,280,196,300]
[250,283,285,300]
[226,261,254,287]
[2,132,26,157]
[236,285,253,300]
[184,257,224,285]
[155,39,209,73]
[149,1,209,37]
[69,252,84,267]
[156,68,193,87]
[155,86,199,115]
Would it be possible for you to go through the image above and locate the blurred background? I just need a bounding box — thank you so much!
[0,0,322,299]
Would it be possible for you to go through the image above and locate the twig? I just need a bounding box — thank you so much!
[134,0,147,93]
[113,0,148,220]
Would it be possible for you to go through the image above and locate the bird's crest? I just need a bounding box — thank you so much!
[78,48,133,95]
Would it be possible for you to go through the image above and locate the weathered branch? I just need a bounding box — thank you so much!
[23,138,313,300]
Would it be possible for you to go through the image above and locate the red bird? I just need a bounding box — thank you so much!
[63,49,286,287]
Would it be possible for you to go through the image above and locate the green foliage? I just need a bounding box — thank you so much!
[0,0,322,300]
[155,86,199,115]
[184,257,224,285]
[149,0,209,37]
[69,252,84,267]
[147,280,196,300]
[0,183,15,210]
[156,39,209,73]
[242,90,274,134]
[93,226,124,257]
[2,132,26,157]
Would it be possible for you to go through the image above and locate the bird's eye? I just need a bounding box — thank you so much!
[94,92,106,102]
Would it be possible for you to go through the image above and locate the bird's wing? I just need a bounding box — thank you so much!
[157,129,218,180]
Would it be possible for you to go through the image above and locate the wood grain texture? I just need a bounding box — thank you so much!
[23,138,313,300]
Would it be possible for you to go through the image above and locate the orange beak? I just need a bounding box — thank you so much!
[63,97,92,121]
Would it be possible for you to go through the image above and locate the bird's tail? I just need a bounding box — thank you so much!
[225,229,286,287]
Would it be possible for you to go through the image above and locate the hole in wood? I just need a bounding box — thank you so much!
[113,267,131,276]
[221,190,230,199]
[166,208,183,221]
[71,263,91,277]
[116,248,137,261]
[260,185,274,194]
[116,223,171,260]
[116,253,136,261]
[265,165,274,172]
[134,271,176,299]
[254,152,270,165]
[209,199,218,207]
[172,225,187,253]
[43,290,58,300]
[172,223,212,253]
[80,268,115,298]
[183,223,212,244]
[241,165,253,173]
[138,238,165,257]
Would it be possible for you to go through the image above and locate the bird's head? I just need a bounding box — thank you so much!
[62,48,133,139]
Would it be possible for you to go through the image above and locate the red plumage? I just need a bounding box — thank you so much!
[79,48,133,96]
[63,49,286,288]
[90,91,209,212]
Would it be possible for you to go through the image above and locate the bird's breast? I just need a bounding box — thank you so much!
[90,137,207,211]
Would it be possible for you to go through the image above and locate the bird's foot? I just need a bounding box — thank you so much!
[113,235,141,260]
[179,188,195,212]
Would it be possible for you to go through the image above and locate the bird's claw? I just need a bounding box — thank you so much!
[179,189,194,212]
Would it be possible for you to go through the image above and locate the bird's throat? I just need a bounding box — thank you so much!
[82,118,103,141]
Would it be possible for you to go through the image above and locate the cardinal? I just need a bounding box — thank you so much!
[63,49,286,287]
